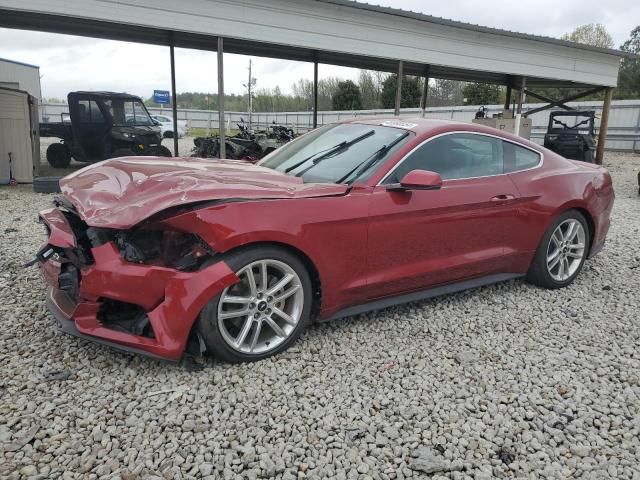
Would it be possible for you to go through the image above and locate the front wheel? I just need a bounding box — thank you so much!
[527,210,590,289]
[46,143,71,168]
[196,247,312,363]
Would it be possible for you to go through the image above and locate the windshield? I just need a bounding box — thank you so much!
[259,123,413,184]
[106,98,155,126]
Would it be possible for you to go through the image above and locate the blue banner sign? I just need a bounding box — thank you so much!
[153,90,171,104]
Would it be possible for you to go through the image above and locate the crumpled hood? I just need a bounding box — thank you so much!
[60,157,348,228]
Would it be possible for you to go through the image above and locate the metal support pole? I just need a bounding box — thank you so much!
[394,60,403,116]
[313,57,318,128]
[217,37,226,159]
[595,87,614,165]
[169,33,179,156]
[514,77,526,137]
[419,65,430,118]
[504,85,512,112]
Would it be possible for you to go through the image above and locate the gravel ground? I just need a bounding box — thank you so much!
[1,153,639,480]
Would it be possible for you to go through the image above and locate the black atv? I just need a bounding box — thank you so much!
[191,118,295,162]
[40,91,171,168]
[544,110,596,163]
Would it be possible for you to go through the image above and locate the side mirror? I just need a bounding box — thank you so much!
[386,170,443,192]
[153,120,161,126]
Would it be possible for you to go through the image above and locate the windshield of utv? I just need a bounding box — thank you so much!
[106,98,155,127]
[259,123,413,184]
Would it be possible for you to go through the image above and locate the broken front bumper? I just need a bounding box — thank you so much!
[38,208,238,361]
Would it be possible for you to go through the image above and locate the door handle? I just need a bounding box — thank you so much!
[490,194,515,202]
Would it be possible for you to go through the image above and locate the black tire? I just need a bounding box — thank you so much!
[583,149,595,163]
[163,131,174,139]
[33,176,61,193]
[143,145,172,157]
[196,246,313,363]
[46,143,71,168]
[110,148,136,158]
[526,210,590,289]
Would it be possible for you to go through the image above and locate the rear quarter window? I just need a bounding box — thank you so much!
[503,142,541,173]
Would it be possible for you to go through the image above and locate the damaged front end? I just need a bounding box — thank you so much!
[34,196,238,361]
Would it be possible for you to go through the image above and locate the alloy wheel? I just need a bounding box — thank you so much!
[217,259,304,354]
[546,219,586,282]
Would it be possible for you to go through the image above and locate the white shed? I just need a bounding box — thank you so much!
[0,87,39,183]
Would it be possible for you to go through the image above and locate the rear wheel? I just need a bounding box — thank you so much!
[196,246,312,363]
[46,143,71,168]
[527,210,590,289]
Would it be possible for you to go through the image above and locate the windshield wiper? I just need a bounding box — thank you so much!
[284,129,375,175]
[284,143,345,173]
[337,131,410,184]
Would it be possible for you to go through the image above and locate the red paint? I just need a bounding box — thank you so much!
[45,241,239,360]
[39,208,76,248]
[60,157,348,228]
[396,169,443,189]
[39,118,615,360]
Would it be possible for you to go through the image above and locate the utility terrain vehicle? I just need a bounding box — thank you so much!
[40,91,171,168]
[543,110,597,163]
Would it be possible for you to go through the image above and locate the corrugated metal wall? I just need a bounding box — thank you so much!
[40,100,640,152]
[0,59,41,102]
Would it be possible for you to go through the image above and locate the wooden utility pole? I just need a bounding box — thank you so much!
[419,65,430,118]
[313,57,319,128]
[394,60,403,116]
[217,37,225,159]
[514,77,526,137]
[169,32,179,157]
[247,59,253,128]
[596,87,614,165]
[504,85,512,112]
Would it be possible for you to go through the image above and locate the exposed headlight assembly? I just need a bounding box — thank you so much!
[114,228,216,271]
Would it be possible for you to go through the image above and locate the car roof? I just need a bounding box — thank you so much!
[339,116,483,133]
[339,116,543,150]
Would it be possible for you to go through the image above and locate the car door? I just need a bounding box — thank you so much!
[366,132,522,300]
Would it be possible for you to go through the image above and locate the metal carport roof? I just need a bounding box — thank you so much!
[0,0,628,88]
[0,0,628,164]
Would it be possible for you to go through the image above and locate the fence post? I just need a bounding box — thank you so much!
[595,88,613,165]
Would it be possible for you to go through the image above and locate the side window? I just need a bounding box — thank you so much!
[387,133,503,182]
[77,100,105,123]
[503,142,541,173]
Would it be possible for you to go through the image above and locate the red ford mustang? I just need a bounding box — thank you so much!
[35,118,614,363]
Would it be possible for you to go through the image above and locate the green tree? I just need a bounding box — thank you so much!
[332,80,362,110]
[561,23,614,49]
[428,79,465,107]
[381,75,421,109]
[462,83,502,105]
[617,26,640,99]
[358,70,386,109]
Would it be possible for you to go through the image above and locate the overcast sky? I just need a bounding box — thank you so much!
[0,0,637,100]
